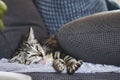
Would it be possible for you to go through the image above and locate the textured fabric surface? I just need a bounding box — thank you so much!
[2,58,120,73]
[55,10,120,66]
[0,0,48,58]
[35,0,108,34]
[25,72,120,80]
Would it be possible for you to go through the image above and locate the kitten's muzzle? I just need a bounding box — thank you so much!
[37,52,43,57]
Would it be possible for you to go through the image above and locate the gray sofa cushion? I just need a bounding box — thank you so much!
[55,10,120,66]
[0,0,48,58]
[25,72,120,80]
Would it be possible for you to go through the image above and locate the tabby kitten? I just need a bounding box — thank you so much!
[10,27,83,74]
[9,27,45,64]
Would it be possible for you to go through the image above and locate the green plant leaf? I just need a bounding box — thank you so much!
[0,0,7,30]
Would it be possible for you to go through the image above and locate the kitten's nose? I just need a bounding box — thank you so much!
[37,52,43,57]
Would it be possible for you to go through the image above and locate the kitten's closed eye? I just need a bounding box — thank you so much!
[29,55,36,58]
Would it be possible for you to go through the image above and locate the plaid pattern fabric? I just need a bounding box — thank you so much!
[35,0,108,34]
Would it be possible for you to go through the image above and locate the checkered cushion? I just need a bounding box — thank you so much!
[35,0,108,34]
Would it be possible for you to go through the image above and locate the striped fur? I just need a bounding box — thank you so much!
[9,27,83,74]
[9,27,45,64]
[42,35,83,74]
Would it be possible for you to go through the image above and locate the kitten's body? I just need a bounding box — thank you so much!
[10,27,83,74]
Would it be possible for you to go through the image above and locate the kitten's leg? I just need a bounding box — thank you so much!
[52,51,66,72]
[64,56,83,74]
[9,52,26,64]
[9,55,19,63]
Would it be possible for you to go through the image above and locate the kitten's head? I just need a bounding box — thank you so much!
[20,27,45,64]
[10,27,45,64]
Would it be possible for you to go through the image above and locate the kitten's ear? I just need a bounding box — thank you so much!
[28,27,35,41]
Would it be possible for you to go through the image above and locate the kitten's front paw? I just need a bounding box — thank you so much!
[9,58,15,63]
[53,59,66,72]
[9,56,18,63]
[66,59,83,75]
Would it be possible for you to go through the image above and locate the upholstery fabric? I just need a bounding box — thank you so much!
[35,0,108,34]
[25,72,120,80]
[55,10,120,66]
[0,0,48,58]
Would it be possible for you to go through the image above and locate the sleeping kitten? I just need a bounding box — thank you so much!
[9,27,83,74]
[9,27,45,64]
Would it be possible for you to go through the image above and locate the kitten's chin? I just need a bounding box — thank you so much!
[36,57,50,65]
[30,57,43,64]
[38,59,47,65]
[30,57,52,65]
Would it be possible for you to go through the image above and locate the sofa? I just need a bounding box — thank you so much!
[0,0,120,80]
